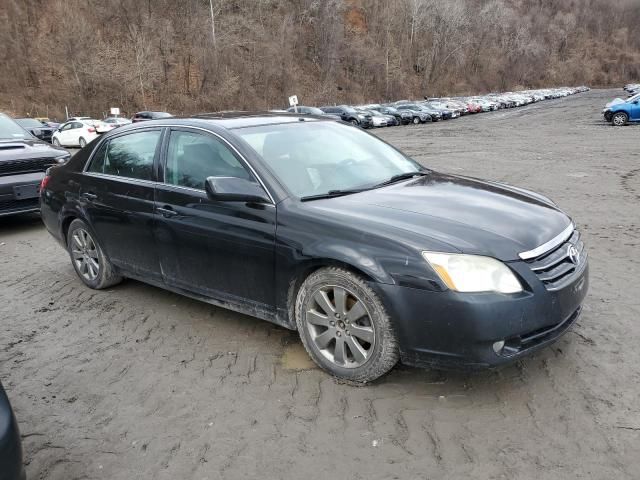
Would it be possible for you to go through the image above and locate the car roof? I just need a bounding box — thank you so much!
[98,112,331,133]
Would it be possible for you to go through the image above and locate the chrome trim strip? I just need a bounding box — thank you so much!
[518,223,574,260]
[83,171,157,186]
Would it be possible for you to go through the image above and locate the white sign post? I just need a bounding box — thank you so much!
[110,107,120,117]
[288,95,299,113]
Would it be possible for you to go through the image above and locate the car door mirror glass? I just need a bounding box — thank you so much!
[205,176,270,203]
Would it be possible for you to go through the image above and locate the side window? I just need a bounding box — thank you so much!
[60,123,71,131]
[165,130,252,190]
[72,122,83,129]
[88,130,160,180]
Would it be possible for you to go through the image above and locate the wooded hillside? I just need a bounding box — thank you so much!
[1,0,638,119]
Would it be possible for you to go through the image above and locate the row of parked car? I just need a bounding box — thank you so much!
[12,111,174,148]
[285,87,589,128]
[12,86,587,149]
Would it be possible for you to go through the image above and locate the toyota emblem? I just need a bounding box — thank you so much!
[567,244,580,265]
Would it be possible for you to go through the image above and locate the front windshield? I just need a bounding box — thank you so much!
[0,114,31,140]
[307,107,324,115]
[627,93,640,103]
[235,121,421,198]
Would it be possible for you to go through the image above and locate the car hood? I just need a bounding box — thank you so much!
[306,172,571,261]
[0,138,67,161]
[605,98,625,108]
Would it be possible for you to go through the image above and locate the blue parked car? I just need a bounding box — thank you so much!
[604,92,640,126]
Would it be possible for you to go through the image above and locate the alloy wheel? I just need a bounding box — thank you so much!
[305,285,375,368]
[71,228,100,281]
[613,113,626,126]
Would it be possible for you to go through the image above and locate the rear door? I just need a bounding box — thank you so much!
[82,128,163,281]
[153,127,276,311]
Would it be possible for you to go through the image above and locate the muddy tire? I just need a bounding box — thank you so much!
[295,267,399,383]
[67,219,122,289]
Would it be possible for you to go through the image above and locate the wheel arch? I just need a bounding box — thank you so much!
[284,259,378,330]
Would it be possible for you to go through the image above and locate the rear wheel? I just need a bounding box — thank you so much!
[612,112,628,126]
[67,219,122,289]
[412,116,420,124]
[295,267,399,383]
[79,137,87,148]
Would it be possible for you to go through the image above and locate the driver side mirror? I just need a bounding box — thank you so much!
[205,176,270,204]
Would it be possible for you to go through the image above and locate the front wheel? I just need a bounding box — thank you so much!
[612,112,628,126]
[52,137,61,147]
[412,116,420,124]
[67,219,122,289]
[295,267,399,383]
[350,119,359,126]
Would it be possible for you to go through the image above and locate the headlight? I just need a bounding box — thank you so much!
[422,252,522,293]
[54,153,71,164]
[357,114,365,120]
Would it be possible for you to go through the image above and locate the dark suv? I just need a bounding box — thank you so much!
[0,113,70,216]
[131,111,173,123]
[15,118,55,143]
[319,106,372,128]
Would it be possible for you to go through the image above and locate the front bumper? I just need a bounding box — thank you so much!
[0,385,26,480]
[0,172,44,216]
[375,260,589,370]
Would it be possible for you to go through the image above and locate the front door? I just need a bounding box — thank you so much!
[153,128,276,312]
[630,100,640,121]
[82,128,163,281]
[58,122,75,146]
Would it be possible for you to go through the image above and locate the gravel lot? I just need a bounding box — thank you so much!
[1,89,638,480]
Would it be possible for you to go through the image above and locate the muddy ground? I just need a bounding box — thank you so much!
[1,89,638,479]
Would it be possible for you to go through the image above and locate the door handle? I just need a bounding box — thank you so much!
[156,206,178,218]
[81,192,97,201]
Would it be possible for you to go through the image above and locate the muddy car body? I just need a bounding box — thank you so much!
[40,114,589,382]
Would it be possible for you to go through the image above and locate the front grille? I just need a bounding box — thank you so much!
[525,230,587,291]
[0,157,55,176]
[0,197,39,213]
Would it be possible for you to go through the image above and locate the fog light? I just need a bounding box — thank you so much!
[492,340,505,354]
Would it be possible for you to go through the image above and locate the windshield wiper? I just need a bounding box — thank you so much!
[300,171,429,201]
[300,188,367,202]
[372,170,429,188]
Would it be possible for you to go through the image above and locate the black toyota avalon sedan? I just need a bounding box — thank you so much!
[40,113,588,382]
[0,382,25,480]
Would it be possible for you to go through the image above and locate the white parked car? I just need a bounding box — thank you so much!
[103,117,132,127]
[52,120,101,148]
